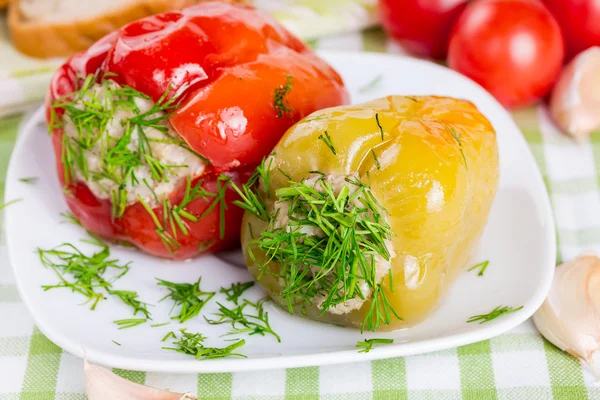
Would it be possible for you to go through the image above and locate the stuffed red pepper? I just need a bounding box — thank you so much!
[46,1,348,259]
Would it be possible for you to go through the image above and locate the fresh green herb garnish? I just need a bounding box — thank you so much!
[205,296,281,342]
[405,96,418,102]
[162,328,246,360]
[371,149,380,169]
[317,130,337,155]
[49,73,201,222]
[60,211,82,226]
[220,281,255,303]
[467,305,523,324]
[356,338,394,353]
[19,177,38,184]
[273,75,294,118]
[157,278,215,323]
[236,169,400,332]
[137,176,223,253]
[359,75,383,94]
[108,290,151,319]
[151,322,171,328]
[0,198,22,211]
[375,113,384,141]
[230,158,272,221]
[114,318,147,329]
[468,260,489,277]
[38,239,130,310]
[444,124,468,169]
[112,340,121,346]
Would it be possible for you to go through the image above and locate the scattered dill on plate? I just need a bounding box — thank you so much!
[467,305,523,324]
[157,278,215,323]
[468,260,489,277]
[162,328,246,360]
[356,338,394,353]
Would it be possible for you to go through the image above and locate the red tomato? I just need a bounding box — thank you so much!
[378,0,469,59]
[543,0,600,60]
[448,0,564,109]
[46,2,349,259]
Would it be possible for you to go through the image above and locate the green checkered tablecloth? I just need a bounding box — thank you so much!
[2,11,600,400]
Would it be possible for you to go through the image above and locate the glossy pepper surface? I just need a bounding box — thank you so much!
[46,2,348,259]
[241,96,499,330]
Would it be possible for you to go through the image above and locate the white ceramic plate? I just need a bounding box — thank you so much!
[5,51,556,373]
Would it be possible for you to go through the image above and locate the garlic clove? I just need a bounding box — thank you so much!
[533,255,600,380]
[84,360,197,400]
[549,47,600,140]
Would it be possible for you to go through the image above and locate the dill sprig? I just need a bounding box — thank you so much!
[444,124,468,169]
[38,240,130,310]
[108,290,151,319]
[468,260,489,277]
[114,318,147,329]
[49,72,199,221]
[38,238,152,320]
[157,278,215,323]
[220,281,255,303]
[317,130,337,155]
[356,338,394,353]
[60,211,82,226]
[231,158,272,221]
[0,198,22,211]
[162,328,246,360]
[359,75,383,94]
[112,340,121,346]
[205,296,281,342]
[371,149,380,169]
[467,305,523,324]
[273,75,294,118]
[237,169,400,332]
[19,177,38,184]
[375,113,384,141]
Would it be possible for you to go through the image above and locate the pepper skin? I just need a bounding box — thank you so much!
[46,2,348,259]
[242,96,499,330]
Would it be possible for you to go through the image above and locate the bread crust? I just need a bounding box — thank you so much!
[8,0,248,58]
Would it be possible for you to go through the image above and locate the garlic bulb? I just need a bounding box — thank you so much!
[549,47,600,140]
[533,255,600,379]
[85,360,197,400]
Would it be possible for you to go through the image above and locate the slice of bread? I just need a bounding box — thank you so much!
[9,0,250,58]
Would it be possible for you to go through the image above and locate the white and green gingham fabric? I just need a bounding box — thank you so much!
[2,3,600,400]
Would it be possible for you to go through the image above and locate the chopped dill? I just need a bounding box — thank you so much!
[235,166,400,332]
[19,177,38,184]
[151,322,170,328]
[162,328,246,360]
[444,124,468,169]
[467,305,523,324]
[356,338,394,353]
[48,72,202,223]
[273,75,294,118]
[375,113,384,141]
[359,75,383,94]
[38,237,152,323]
[205,296,281,342]
[317,130,337,155]
[60,211,82,226]
[157,278,215,323]
[468,260,489,277]
[0,198,22,211]
[371,149,380,169]
[114,318,147,329]
[112,340,121,346]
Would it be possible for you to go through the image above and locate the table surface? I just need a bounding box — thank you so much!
[1,29,600,400]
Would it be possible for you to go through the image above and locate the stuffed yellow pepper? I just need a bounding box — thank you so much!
[239,95,499,331]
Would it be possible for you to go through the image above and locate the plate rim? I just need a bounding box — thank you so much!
[5,50,556,373]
